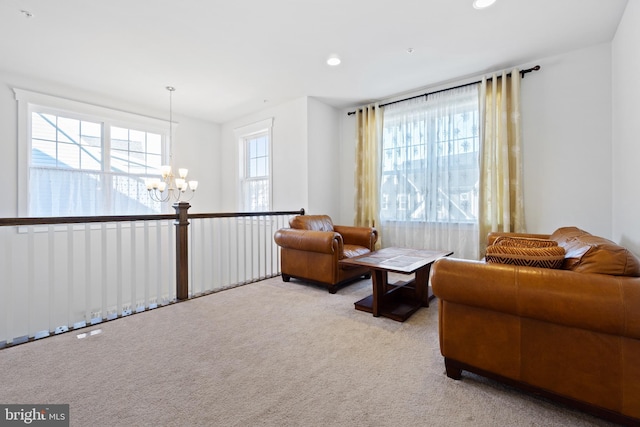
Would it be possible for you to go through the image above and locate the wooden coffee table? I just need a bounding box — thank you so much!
[340,247,453,322]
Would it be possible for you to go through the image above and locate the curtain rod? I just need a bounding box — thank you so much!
[347,65,540,116]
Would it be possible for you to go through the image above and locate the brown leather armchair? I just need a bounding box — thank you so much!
[274,215,378,293]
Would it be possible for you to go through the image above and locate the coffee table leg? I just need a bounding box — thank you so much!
[372,270,387,317]
[415,265,432,307]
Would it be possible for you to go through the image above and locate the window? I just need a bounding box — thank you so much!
[242,132,270,211]
[236,118,273,212]
[16,89,168,216]
[380,85,480,223]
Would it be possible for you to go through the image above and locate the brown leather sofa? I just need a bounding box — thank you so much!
[431,227,640,425]
[274,215,378,293]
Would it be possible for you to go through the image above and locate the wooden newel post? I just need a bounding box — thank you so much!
[173,201,190,301]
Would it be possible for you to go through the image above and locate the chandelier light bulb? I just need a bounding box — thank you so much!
[161,165,172,178]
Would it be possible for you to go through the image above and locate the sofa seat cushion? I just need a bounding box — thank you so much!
[342,244,370,260]
[486,245,566,269]
[551,227,640,277]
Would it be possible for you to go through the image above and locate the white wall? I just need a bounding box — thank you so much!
[219,96,341,218]
[612,1,640,255]
[521,43,613,237]
[0,70,221,216]
[171,115,221,213]
[220,98,308,212]
[307,97,340,218]
[338,110,357,225]
[0,78,19,218]
[337,43,615,238]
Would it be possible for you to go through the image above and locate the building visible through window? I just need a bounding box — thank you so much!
[380,88,480,224]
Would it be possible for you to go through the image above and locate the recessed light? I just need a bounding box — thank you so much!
[327,55,341,66]
[473,0,496,9]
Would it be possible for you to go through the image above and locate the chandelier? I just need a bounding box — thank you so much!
[146,86,198,203]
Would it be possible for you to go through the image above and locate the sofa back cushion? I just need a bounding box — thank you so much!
[493,236,558,248]
[550,226,640,277]
[289,215,334,232]
[486,244,566,269]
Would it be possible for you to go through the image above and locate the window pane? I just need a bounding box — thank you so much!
[82,121,102,139]
[129,151,146,174]
[256,137,266,156]
[110,149,129,173]
[147,153,162,173]
[256,157,266,176]
[245,178,269,211]
[81,147,102,171]
[147,133,162,155]
[111,126,129,141]
[32,139,57,167]
[58,142,80,168]
[129,130,145,152]
[57,117,79,144]
[32,113,57,140]
[110,126,164,175]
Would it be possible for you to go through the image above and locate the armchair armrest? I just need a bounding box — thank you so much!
[274,229,342,255]
[333,225,378,250]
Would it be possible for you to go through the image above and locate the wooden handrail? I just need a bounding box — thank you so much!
[0,208,305,226]
[0,208,305,303]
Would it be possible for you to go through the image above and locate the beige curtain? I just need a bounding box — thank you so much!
[354,104,382,247]
[478,69,525,253]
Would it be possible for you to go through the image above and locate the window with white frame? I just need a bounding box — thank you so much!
[380,84,480,223]
[15,89,168,216]
[236,118,273,212]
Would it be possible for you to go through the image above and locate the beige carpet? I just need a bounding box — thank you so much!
[0,276,617,427]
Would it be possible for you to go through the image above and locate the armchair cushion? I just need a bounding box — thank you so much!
[343,244,370,259]
[289,215,334,232]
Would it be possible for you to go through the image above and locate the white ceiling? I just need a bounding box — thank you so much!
[0,0,628,123]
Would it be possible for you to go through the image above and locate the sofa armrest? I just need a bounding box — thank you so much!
[333,225,378,250]
[486,232,551,246]
[431,257,640,339]
[274,228,342,255]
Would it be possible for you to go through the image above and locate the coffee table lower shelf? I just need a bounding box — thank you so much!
[354,282,434,322]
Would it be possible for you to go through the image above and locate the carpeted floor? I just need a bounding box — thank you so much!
[0,276,618,426]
